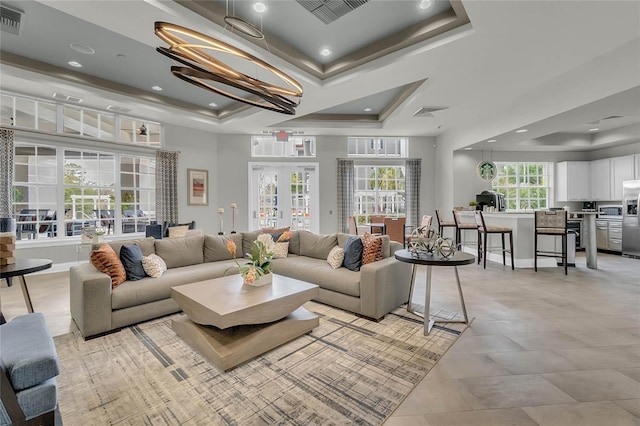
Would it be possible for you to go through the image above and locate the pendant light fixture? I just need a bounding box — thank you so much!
[154,20,303,115]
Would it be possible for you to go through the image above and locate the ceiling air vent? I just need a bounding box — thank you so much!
[1,5,23,35]
[413,106,448,117]
[106,105,132,113]
[600,115,624,121]
[296,0,369,24]
[52,92,83,104]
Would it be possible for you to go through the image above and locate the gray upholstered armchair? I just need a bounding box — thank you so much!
[0,313,60,425]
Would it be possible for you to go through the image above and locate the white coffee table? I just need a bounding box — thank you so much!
[171,274,319,371]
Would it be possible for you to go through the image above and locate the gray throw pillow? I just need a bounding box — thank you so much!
[120,244,146,281]
[342,236,363,272]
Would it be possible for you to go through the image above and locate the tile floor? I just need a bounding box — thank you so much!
[1,252,639,425]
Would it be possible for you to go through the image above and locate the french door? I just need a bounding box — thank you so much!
[249,163,319,233]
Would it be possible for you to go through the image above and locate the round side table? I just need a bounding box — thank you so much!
[394,249,474,335]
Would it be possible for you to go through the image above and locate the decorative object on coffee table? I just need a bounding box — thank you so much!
[226,233,277,286]
[230,202,237,234]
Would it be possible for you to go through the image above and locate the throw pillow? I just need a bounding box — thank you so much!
[119,244,146,281]
[168,225,189,238]
[272,242,289,259]
[90,243,127,288]
[327,245,345,269]
[361,233,383,265]
[342,236,363,271]
[142,253,167,278]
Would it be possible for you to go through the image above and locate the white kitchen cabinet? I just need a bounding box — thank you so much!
[556,161,590,201]
[590,159,611,201]
[611,155,635,200]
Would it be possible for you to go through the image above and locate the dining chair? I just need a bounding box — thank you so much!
[435,209,456,239]
[534,210,568,275]
[369,215,385,235]
[348,216,358,235]
[452,210,478,249]
[383,216,406,246]
[474,210,514,270]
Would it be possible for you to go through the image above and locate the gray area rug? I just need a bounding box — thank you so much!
[55,302,468,425]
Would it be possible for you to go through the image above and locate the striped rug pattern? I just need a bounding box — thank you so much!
[54,302,467,425]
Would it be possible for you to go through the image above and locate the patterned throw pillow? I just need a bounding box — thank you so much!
[361,233,383,265]
[327,245,345,269]
[168,225,189,238]
[142,254,167,278]
[90,243,127,288]
[272,242,289,259]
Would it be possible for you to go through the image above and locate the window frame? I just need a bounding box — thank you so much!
[491,162,553,210]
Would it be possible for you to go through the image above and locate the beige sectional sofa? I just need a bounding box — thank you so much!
[69,230,412,339]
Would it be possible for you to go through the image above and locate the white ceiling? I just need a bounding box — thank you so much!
[0,0,639,152]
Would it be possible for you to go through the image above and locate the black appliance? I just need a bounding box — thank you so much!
[476,190,506,211]
[582,201,595,211]
[567,220,582,249]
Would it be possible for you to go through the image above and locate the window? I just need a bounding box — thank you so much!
[1,91,162,146]
[348,137,407,157]
[251,135,316,157]
[13,142,155,240]
[492,162,551,210]
[353,165,406,224]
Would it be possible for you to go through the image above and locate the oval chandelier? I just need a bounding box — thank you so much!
[154,21,303,115]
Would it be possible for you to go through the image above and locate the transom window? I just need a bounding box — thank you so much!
[251,135,316,157]
[492,162,551,210]
[347,137,408,157]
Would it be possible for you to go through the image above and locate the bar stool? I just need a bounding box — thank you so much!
[435,209,456,239]
[452,210,478,249]
[474,210,514,270]
[534,210,568,275]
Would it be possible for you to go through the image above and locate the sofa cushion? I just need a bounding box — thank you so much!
[204,234,243,262]
[327,245,345,269]
[104,237,155,257]
[111,261,237,310]
[167,225,189,238]
[288,231,301,255]
[90,243,127,288]
[154,235,204,269]
[142,253,167,278]
[273,256,360,297]
[361,233,383,265]
[241,230,262,258]
[0,313,60,391]
[299,231,337,260]
[342,236,363,272]
[120,244,146,281]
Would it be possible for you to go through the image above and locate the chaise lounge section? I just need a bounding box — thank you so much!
[70,230,412,339]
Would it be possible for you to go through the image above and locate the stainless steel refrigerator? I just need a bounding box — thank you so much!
[622,180,640,258]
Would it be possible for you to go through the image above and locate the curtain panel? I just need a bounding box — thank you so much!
[155,150,179,224]
[0,129,14,218]
[336,159,354,233]
[405,158,421,228]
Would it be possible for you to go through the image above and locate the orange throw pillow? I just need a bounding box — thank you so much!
[361,233,383,265]
[90,243,127,288]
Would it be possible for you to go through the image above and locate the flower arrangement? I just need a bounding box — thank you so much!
[226,233,291,284]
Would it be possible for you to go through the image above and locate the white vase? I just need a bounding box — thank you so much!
[244,273,272,287]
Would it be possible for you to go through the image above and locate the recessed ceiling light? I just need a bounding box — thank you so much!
[253,2,266,13]
[320,48,332,57]
[418,0,433,10]
[70,43,95,55]
[464,147,472,150]
[515,129,528,133]
[151,86,163,91]
[589,128,599,132]
[364,107,372,112]
[208,102,218,108]
[67,61,83,68]
[487,139,497,143]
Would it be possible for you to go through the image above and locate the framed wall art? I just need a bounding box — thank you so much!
[187,168,208,206]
